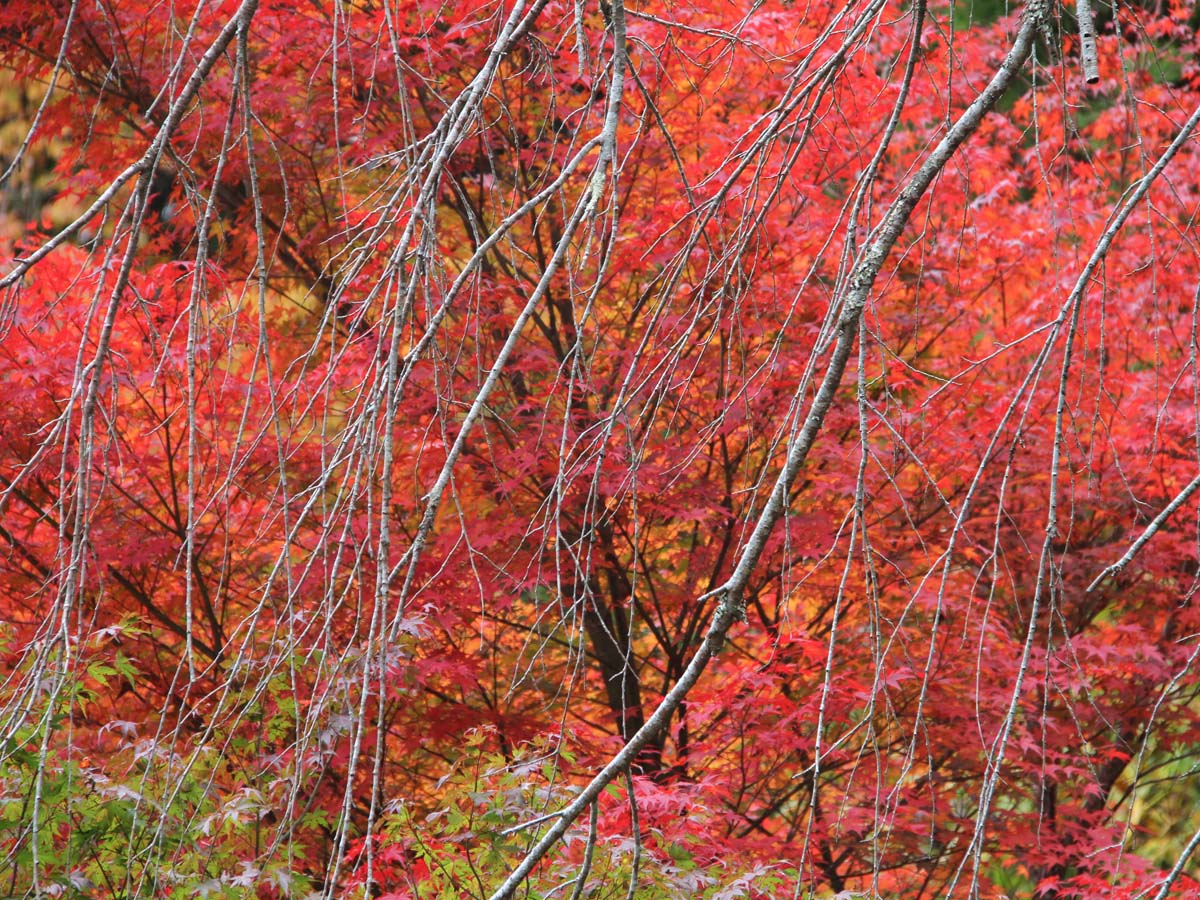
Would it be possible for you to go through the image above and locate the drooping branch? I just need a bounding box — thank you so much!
[0,0,261,290]
[1088,470,1200,591]
[483,16,1037,900]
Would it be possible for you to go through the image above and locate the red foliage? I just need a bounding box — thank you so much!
[3,1,1200,898]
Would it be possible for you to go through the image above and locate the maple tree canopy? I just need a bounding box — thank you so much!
[4,1,1200,898]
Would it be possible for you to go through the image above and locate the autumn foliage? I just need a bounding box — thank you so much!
[3,0,1200,898]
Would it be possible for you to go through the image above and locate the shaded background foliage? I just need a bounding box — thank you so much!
[3,0,1200,898]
